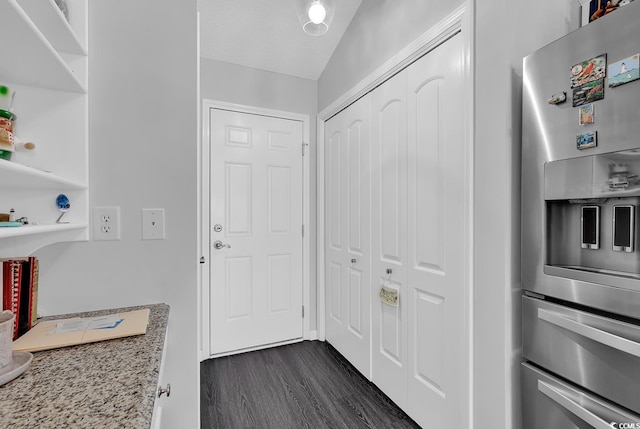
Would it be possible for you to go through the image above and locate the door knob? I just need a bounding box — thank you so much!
[213,240,231,250]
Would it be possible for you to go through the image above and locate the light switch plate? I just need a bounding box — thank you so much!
[142,208,165,240]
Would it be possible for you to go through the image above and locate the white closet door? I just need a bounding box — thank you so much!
[406,33,466,427]
[370,70,409,408]
[325,94,371,377]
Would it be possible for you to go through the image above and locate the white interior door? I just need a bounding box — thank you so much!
[324,94,371,378]
[371,68,409,407]
[405,33,466,428]
[209,108,303,356]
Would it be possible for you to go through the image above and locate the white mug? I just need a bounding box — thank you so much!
[0,310,14,372]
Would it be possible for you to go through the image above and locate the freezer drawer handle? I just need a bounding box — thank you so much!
[538,380,616,429]
[538,308,640,358]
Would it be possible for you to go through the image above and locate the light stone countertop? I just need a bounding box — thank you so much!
[0,304,169,429]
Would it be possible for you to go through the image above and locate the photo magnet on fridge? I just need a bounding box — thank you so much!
[579,104,595,125]
[608,54,640,87]
[571,54,607,107]
[570,54,607,89]
[573,78,605,107]
[577,131,597,150]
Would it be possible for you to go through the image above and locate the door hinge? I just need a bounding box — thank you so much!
[302,306,305,318]
[200,256,205,264]
[302,142,308,156]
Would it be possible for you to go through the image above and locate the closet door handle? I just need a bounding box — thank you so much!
[538,308,640,357]
[537,380,617,429]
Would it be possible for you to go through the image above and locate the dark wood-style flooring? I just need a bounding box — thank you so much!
[200,340,421,429]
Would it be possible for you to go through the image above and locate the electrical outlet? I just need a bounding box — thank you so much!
[94,206,121,241]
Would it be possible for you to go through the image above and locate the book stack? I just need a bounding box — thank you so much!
[1,257,39,340]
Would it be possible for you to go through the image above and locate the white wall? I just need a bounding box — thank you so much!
[201,59,318,117]
[200,58,319,331]
[473,1,579,428]
[318,0,464,110]
[35,0,199,427]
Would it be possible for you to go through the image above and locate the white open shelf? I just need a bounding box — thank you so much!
[0,0,86,93]
[0,223,87,239]
[16,0,86,55]
[0,223,89,258]
[0,0,88,256]
[0,159,87,190]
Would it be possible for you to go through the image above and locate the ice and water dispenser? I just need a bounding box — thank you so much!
[544,148,640,288]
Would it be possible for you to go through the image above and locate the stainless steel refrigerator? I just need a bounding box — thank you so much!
[521,2,640,427]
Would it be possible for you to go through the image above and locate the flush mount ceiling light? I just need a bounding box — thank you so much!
[295,0,335,36]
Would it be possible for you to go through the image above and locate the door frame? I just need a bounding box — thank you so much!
[316,2,474,424]
[200,100,312,360]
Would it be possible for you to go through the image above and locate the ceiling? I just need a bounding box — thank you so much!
[198,0,362,80]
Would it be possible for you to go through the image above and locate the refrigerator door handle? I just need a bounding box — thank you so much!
[538,308,640,358]
[538,380,615,429]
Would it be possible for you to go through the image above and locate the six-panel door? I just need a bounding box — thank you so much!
[209,108,304,356]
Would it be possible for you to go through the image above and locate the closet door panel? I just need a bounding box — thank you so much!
[346,119,366,339]
[328,130,343,250]
[324,94,371,378]
[414,291,445,391]
[380,278,403,363]
[348,267,363,336]
[326,116,344,326]
[371,70,408,408]
[379,100,405,264]
[348,120,364,254]
[329,261,342,322]
[406,33,466,428]
[413,77,445,272]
